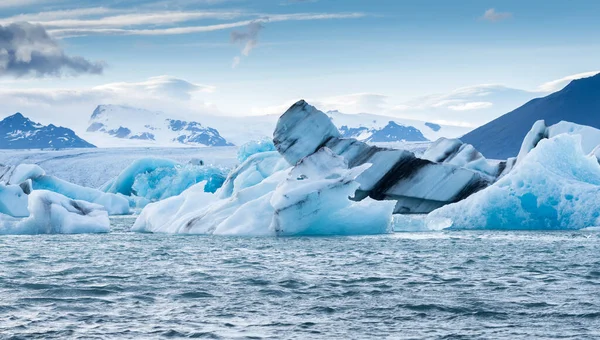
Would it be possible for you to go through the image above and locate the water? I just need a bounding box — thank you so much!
[1,218,600,339]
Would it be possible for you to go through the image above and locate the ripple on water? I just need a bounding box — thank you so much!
[1,230,600,339]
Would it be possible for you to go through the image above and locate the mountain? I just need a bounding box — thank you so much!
[461,73,600,160]
[325,110,471,142]
[339,121,428,142]
[0,113,95,149]
[84,105,233,147]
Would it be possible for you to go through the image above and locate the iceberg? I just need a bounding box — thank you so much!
[273,100,494,214]
[102,157,227,206]
[0,164,129,215]
[427,134,600,230]
[0,190,110,234]
[133,147,395,236]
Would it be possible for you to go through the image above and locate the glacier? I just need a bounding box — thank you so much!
[0,190,110,235]
[133,147,395,236]
[427,134,600,230]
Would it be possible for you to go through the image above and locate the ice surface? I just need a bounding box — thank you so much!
[237,139,276,163]
[133,148,395,236]
[1,190,110,234]
[217,151,289,199]
[0,183,29,217]
[0,147,239,189]
[427,134,600,230]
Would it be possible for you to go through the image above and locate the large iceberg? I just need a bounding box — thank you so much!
[427,134,600,230]
[0,190,110,234]
[273,100,495,214]
[133,147,395,236]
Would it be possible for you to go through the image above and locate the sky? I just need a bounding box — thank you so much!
[0,0,599,130]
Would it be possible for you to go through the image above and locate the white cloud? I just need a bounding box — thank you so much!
[447,101,493,111]
[45,12,366,37]
[0,0,52,8]
[537,71,600,92]
[0,75,218,128]
[481,8,512,22]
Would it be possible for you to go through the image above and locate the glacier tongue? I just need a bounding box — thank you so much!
[274,100,494,214]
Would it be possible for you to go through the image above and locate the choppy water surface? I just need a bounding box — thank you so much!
[1,218,600,339]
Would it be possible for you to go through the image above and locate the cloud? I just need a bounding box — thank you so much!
[0,22,104,77]
[481,8,512,22]
[0,0,51,8]
[44,12,365,37]
[447,101,493,111]
[537,71,600,92]
[230,21,263,67]
[94,75,214,99]
[0,75,219,128]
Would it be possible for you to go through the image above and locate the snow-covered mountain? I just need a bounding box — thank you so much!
[461,72,600,159]
[82,104,472,147]
[84,105,233,147]
[0,113,95,149]
[325,110,471,142]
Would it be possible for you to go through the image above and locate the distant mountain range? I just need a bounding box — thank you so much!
[0,113,94,149]
[85,105,233,147]
[461,73,600,159]
[0,102,474,149]
[324,110,470,143]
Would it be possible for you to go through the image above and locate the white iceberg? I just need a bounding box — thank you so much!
[133,148,395,236]
[0,190,110,234]
[427,134,600,230]
[0,163,129,216]
[32,175,130,215]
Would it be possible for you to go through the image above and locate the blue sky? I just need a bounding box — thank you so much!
[0,0,599,128]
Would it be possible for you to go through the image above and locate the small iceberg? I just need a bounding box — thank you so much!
[0,190,110,235]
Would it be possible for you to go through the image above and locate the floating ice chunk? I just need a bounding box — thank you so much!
[0,183,29,217]
[101,158,178,195]
[427,134,600,230]
[2,190,110,234]
[32,175,130,215]
[102,157,226,207]
[131,164,226,201]
[237,139,276,163]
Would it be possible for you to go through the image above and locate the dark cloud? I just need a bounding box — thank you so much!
[0,22,104,77]
[230,21,263,68]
